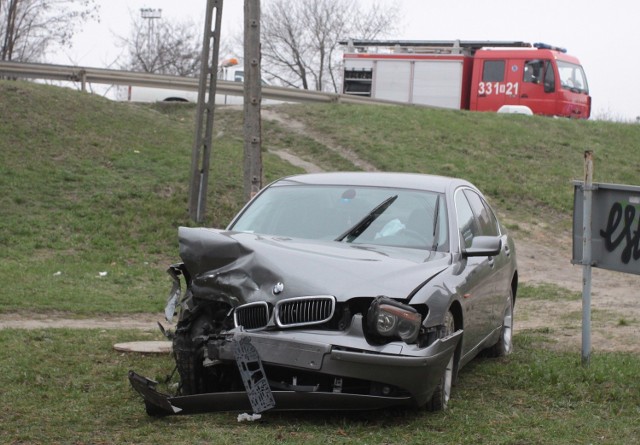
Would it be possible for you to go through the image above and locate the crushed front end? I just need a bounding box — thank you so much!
[129,228,461,415]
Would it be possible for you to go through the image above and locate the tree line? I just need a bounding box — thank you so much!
[1,0,398,93]
[0,0,98,62]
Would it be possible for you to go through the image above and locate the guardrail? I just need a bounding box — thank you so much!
[0,60,417,107]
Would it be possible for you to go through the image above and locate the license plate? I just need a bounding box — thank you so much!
[234,335,276,413]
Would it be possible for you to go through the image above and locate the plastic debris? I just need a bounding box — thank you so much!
[98,271,108,277]
[53,271,62,276]
[237,413,262,422]
[375,218,405,238]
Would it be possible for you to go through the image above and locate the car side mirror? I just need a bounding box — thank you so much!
[462,236,502,258]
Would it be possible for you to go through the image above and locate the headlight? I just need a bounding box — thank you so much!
[367,296,422,343]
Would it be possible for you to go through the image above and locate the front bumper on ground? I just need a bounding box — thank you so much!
[129,315,462,415]
[129,371,417,415]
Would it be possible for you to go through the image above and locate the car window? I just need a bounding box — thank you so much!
[557,60,589,94]
[463,190,499,237]
[482,60,505,82]
[543,60,555,92]
[455,190,478,249]
[523,60,544,84]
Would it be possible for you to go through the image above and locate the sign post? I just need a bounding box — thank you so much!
[581,151,593,366]
[573,154,640,366]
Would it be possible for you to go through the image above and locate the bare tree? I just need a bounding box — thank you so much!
[0,0,98,62]
[118,11,203,77]
[260,0,399,92]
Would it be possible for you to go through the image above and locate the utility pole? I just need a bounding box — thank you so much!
[188,0,223,222]
[243,0,262,200]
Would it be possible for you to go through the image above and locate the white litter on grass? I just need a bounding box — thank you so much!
[53,271,62,276]
[237,413,262,422]
[98,271,108,277]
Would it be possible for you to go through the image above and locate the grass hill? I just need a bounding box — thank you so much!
[2,80,640,445]
[1,79,639,314]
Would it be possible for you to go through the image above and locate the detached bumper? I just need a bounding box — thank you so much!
[129,316,461,415]
[129,370,416,415]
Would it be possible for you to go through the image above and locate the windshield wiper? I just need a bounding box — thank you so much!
[335,195,398,243]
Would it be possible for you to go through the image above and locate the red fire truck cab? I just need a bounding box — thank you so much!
[342,40,591,119]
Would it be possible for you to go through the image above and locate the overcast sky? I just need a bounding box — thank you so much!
[53,0,640,120]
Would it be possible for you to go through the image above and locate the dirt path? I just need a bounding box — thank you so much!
[0,312,163,331]
[262,108,378,172]
[516,233,640,353]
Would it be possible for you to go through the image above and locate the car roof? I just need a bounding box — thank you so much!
[273,172,473,194]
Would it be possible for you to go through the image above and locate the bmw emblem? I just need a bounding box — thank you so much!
[273,282,284,295]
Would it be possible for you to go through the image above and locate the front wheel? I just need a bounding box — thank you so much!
[426,310,455,411]
[172,316,209,395]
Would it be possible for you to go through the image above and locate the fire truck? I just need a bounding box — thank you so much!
[342,40,591,118]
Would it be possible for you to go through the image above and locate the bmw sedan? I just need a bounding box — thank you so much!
[130,172,517,415]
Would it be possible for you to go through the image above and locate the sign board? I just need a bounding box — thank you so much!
[573,181,640,275]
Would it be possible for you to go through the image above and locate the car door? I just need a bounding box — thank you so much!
[454,189,496,353]
[463,190,510,329]
[518,58,557,116]
[474,59,507,112]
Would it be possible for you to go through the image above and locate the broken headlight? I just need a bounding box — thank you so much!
[367,296,421,343]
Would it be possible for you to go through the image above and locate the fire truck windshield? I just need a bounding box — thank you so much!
[557,61,589,94]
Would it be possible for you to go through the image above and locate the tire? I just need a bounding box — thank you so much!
[487,292,514,357]
[172,316,211,395]
[173,328,203,395]
[173,307,237,395]
[426,310,455,411]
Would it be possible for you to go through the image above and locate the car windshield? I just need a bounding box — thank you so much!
[557,60,589,94]
[230,184,449,251]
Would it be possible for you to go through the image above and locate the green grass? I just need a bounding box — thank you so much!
[0,329,637,444]
[2,80,640,444]
[518,283,582,301]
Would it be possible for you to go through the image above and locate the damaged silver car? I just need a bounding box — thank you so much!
[130,172,517,415]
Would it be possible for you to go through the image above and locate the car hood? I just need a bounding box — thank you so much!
[179,227,450,306]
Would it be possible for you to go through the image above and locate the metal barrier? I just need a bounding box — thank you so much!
[0,60,416,107]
